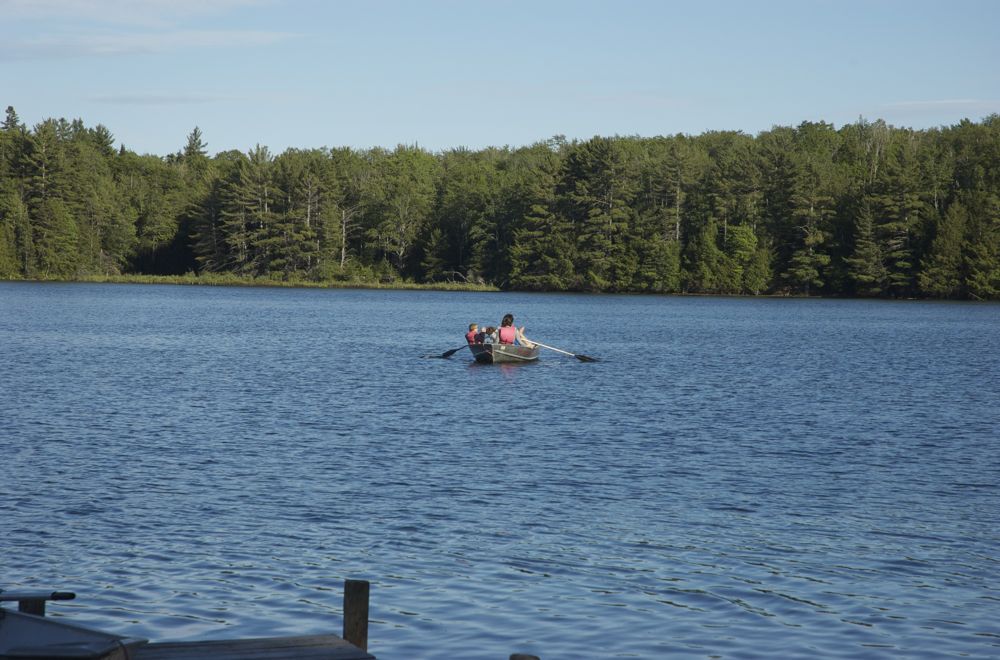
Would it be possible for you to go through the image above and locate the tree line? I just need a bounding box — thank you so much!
[1,105,998,299]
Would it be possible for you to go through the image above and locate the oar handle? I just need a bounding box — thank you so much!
[524,339,576,357]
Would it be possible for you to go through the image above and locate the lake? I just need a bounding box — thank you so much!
[2,282,998,659]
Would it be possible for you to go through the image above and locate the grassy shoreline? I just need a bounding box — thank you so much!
[2,273,499,292]
[3,275,977,301]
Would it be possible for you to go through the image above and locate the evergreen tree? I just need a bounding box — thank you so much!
[366,145,438,275]
[963,194,1000,300]
[189,161,234,273]
[845,201,887,296]
[559,137,638,291]
[633,137,703,292]
[90,125,116,158]
[869,133,930,296]
[434,148,495,281]
[1,110,998,299]
[7,195,34,276]
[744,241,773,295]
[509,144,575,290]
[682,217,728,293]
[325,147,372,273]
[725,223,767,293]
[33,198,79,277]
[918,202,967,297]
[633,234,681,293]
[25,120,66,205]
[782,161,835,294]
[215,145,279,275]
[0,192,21,277]
[419,226,448,282]
[3,106,23,133]
[184,127,208,160]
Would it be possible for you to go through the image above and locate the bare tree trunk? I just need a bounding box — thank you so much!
[340,209,347,268]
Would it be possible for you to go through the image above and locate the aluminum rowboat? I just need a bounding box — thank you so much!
[468,343,540,364]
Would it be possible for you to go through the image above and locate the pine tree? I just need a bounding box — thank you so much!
[633,234,681,292]
[189,171,230,273]
[184,127,208,160]
[25,120,66,205]
[33,198,79,277]
[366,145,438,275]
[504,144,571,289]
[559,137,638,291]
[918,202,967,297]
[744,242,773,295]
[633,137,703,292]
[682,217,728,293]
[509,202,576,290]
[868,133,929,296]
[845,201,887,296]
[963,194,1000,300]
[782,162,834,294]
[216,145,279,275]
[433,148,496,281]
[0,192,20,277]
[3,106,23,132]
[725,223,766,293]
[419,226,447,282]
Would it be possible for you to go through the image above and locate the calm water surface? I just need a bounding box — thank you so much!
[2,282,999,659]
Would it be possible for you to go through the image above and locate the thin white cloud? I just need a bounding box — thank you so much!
[883,99,1000,113]
[1,0,271,27]
[584,90,691,109]
[0,29,296,60]
[888,99,983,107]
[89,92,232,105]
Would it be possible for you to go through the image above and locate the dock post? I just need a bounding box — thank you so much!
[343,579,370,651]
[18,599,46,616]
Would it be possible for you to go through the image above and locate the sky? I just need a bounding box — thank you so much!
[2,0,999,157]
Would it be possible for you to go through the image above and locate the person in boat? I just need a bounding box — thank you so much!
[466,323,480,344]
[497,314,529,346]
[481,326,497,344]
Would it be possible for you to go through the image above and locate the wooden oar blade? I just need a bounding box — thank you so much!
[422,346,466,359]
[526,338,597,362]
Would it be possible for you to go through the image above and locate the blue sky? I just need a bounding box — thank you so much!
[2,0,998,156]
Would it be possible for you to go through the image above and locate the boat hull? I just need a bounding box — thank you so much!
[468,343,540,364]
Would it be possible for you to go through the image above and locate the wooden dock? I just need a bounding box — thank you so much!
[133,634,374,659]
[3,584,543,659]
[1,580,374,660]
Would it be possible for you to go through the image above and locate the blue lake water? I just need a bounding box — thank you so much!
[2,282,999,659]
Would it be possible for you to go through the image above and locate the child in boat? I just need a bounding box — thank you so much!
[481,326,497,344]
[465,323,480,344]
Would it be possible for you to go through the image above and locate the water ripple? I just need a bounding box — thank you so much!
[2,284,999,659]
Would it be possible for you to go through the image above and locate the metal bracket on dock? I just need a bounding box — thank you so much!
[0,590,76,616]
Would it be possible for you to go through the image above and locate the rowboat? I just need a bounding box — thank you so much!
[468,343,540,364]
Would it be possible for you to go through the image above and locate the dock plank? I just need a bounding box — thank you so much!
[133,634,375,660]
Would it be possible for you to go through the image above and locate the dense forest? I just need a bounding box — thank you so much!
[1,105,998,299]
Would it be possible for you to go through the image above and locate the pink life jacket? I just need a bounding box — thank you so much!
[498,325,517,344]
[465,330,478,344]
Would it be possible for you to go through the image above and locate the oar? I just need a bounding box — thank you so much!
[424,345,468,359]
[526,339,598,362]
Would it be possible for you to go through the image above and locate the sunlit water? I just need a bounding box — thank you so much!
[2,282,999,659]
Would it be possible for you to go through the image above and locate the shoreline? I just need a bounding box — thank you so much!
[0,273,499,293]
[2,275,993,303]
